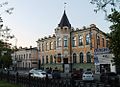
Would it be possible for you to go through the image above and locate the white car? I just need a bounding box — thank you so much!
[82,71,94,81]
[31,71,46,78]
[47,72,53,79]
[29,68,43,73]
[29,68,38,73]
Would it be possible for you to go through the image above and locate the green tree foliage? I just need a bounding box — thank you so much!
[107,9,120,67]
[90,0,120,16]
[0,40,12,68]
[90,1,120,72]
[0,54,12,68]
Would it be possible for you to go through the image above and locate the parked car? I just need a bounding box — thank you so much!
[71,70,82,80]
[29,68,38,73]
[29,68,42,74]
[52,69,61,79]
[31,71,46,78]
[46,71,53,79]
[82,71,94,81]
[100,72,119,84]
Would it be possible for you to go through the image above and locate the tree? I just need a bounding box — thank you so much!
[90,0,120,16]
[0,41,13,68]
[0,1,14,69]
[107,9,120,73]
[0,52,12,68]
[90,0,120,73]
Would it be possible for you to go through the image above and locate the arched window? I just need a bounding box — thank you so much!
[80,52,84,63]
[73,53,77,63]
[97,36,100,45]
[86,52,91,63]
[57,54,61,63]
[50,55,53,64]
[46,55,48,64]
[86,34,90,45]
[102,38,104,47]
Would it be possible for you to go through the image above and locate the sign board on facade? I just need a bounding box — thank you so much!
[94,48,115,73]
[94,48,110,55]
[94,48,111,64]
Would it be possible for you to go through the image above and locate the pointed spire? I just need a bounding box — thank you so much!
[58,10,71,28]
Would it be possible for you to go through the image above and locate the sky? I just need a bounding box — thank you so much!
[0,0,111,48]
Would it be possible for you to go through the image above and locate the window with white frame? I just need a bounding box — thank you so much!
[50,41,53,50]
[54,41,56,49]
[80,52,84,63]
[57,37,61,47]
[39,43,41,51]
[87,52,91,63]
[73,53,77,63]
[79,35,83,46]
[42,43,44,51]
[102,38,104,47]
[26,54,28,59]
[64,36,68,47]
[46,42,49,51]
[86,34,90,45]
[72,36,76,47]
[97,35,100,45]
[29,54,31,59]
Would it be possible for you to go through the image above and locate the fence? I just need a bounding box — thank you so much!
[0,71,118,87]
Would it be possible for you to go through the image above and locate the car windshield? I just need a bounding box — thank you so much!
[85,72,92,74]
[34,72,40,75]
[41,73,46,75]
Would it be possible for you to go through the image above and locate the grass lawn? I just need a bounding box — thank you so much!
[0,80,20,87]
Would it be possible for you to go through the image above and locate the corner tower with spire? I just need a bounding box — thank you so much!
[58,10,71,28]
[55,10,72,64]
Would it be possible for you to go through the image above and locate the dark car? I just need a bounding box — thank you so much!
[71,70,82,80]
[52,70,61,79]
[100,72,119,85]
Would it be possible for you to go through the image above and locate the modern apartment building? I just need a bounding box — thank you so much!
[36,10,109,72]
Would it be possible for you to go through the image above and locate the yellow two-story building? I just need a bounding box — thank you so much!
[36,10,109,72]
